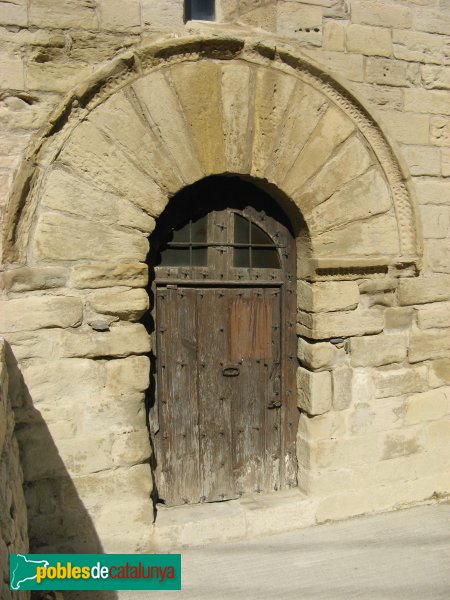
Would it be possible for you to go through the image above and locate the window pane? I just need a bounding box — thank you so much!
[252,247,280,269]
[160,247,190,266]
[251,221,273,245]
[234,214,249,243]
[171,222,190,243]
[234,247,250,268]
[191,246,207,266]
[191,215,207,242]
[185,0,215,21]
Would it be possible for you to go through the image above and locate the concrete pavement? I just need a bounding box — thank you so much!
[125,502,450,600]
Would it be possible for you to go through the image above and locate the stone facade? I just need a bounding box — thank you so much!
[0,339,29,600]
[0,0,449,571]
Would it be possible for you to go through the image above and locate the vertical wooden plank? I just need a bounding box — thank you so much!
[156,287,202,506]
[229,287,280,496]
[282,251,299,489]
[262,287,282,493]
[197,288,236,502]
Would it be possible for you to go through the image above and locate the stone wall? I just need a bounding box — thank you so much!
[0,0,449,555]
[0,338,29,600]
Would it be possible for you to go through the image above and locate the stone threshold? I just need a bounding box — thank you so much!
[148,489,318,550]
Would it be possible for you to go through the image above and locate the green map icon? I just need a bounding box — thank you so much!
[10,554,49,590]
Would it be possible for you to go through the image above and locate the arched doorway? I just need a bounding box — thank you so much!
[149,177,298,506]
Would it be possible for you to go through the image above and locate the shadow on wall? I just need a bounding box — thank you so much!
[5,343,118,600]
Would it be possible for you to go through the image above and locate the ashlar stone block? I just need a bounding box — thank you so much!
[21,358,104,405]
[29,0,98,28]
[409,330,450,362]
[277,3,322,43]
[87,288,149,321]
[69,262,148,289]
[59,121,166,217]
[89,91,182,195]
[298,308,384,339]
[401,145,440,176]
[32,212,148,262]
[298,410,347,442]
[69,433,114,477]
[381,426,425,460]
[41,167,155,233]
[404,89,450,115]
[322,21,345,51]
[380,110,429,145]
[443,148,450,177]
[0,296,82,333]
[267,83,328,184]
[393,29,445,65]
[284,105,355,196]
[131,70,204,186]
[349,395,405,436]
[346,24,392,57]
[297,367,332,415]
[8,323,151,361]
[171,61,226,176]
[332,367,353,410]
[251,68,297,177]
[142,0,184,28]
[0,0,27,26]
[297,280,360,313]
[427,239,450,274]
[295,135,373,214]
[351,0,412,28]
[427,418,450,449]
[374,365,428,398]
[430,116,450,147]
[307,169,392,233]
[0,56,25,90]
[365,57,419,87]
[398,276,450,305]
[311,432,381,470]
[16,423,74,481]
[419,205,450,238]
[97,0,141,31]
[352,82,403,110]
[221,63,252,174]
[429,358,450,387]
[298,337,344,371]
[405,389,448,425]
[111,430,151,468]
[414,179,450,205]
[413,7,450,36]
[416,303,450,329]
[105,356,150,395]
[350,333,407,367]
[314,213,400,258]
[421,65,450,91]
[0,266,67,293]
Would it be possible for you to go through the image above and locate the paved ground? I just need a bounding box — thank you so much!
[124,502,450,600]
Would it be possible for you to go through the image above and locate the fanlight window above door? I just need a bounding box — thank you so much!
[158,211,281,270]
[159,215,208,267]
[233,214,280,269]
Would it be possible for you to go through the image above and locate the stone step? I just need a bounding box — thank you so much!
[148,489,318,550]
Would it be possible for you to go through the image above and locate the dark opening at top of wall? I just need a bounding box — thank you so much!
[185,0,215,22]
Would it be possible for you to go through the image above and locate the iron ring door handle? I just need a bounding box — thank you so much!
[222,366,240,377]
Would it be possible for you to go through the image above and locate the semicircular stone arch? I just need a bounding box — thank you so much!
[4,35,420,271]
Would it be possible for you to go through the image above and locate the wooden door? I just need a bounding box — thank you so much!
[156,286,282,506]
[150,176,298,507]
